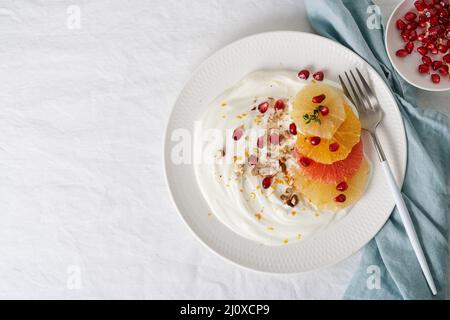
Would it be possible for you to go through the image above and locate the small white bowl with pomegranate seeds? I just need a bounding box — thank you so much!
[385,0,450,91]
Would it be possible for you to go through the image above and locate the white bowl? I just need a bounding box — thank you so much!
[385,0,450,91]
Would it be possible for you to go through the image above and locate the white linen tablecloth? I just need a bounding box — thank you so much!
[0,0,447,299]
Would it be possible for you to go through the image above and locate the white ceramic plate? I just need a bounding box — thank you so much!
[164,31,407,273]
[385,0,450,91]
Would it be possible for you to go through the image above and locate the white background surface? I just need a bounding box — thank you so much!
[0,0,448,299]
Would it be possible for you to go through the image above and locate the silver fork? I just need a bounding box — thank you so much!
[339,68,437,296]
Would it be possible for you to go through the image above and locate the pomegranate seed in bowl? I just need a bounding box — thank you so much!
[396,49,409,57]
[414,0,427,12]
[418,63,430,73]
[431,73,441,83]
[417,46,428,55]
[432,60,443,70]
[396,19,407,30]
[422,55,432,65]
[405,41,415,53]
[439,64,449,76]
[405,11,417,21]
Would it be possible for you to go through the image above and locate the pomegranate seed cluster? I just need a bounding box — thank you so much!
[395,0,450,84]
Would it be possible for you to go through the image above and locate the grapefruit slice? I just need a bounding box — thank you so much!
[292,83,346,139]
[295,104,361,164]
[294,159,370,211]
[298,140,364,184]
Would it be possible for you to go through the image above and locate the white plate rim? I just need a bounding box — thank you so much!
[163,31,407,273]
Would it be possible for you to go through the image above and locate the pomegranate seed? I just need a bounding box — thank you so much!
[334,194,346,203]
[289,122,297,135]
[396,19,407,30]
[439,64,449,76]
[233,127,244,141]
[443,54,450,62]
[329,142,340,152]
[401,29,410,42]
[417,32,427,41]
[309,136,321,146]
[396,49,408,57]
[429,25,442,36]
[262,176,272,189]
[414,1,427,12]
[417,46,428,55]
[274,99,285,110]
[406,22,418,30]
[409,30,418,41]
[422,55,432,65]
[418,63,430,73]
[319,106,329,116]
[432,60,443,70]
[431,73,441,83]
[257,136,264,148]
[438,43,448,53]
[299,156,312,167]
[336,181,348,191]
[298,69,310,80]
[405,11,417,21]
[248,154,258,166]
[258,101,269,113]
[405,41,414,53]
[312,94,326,103]
[269,133,280,145]
[313,71,324,81]
[430,15,439,26]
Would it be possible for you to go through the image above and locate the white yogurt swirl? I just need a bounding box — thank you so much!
[194,70,357,246]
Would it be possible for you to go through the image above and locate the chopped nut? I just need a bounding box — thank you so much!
[233,163,245,177]
[215,149,225,160]
[258,165,279,176]
[279,161,287,174]
[286,194,299,207]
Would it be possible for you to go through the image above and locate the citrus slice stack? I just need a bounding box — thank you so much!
[291,82,369,210]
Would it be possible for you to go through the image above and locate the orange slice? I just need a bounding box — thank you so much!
[296,104,361,164]
[294,159,370,211]
[298,140,364,184]
[292,83,346,139]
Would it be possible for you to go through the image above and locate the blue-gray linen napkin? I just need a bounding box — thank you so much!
[305,0,450,299]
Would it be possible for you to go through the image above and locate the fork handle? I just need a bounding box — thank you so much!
[380,159,437,296]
